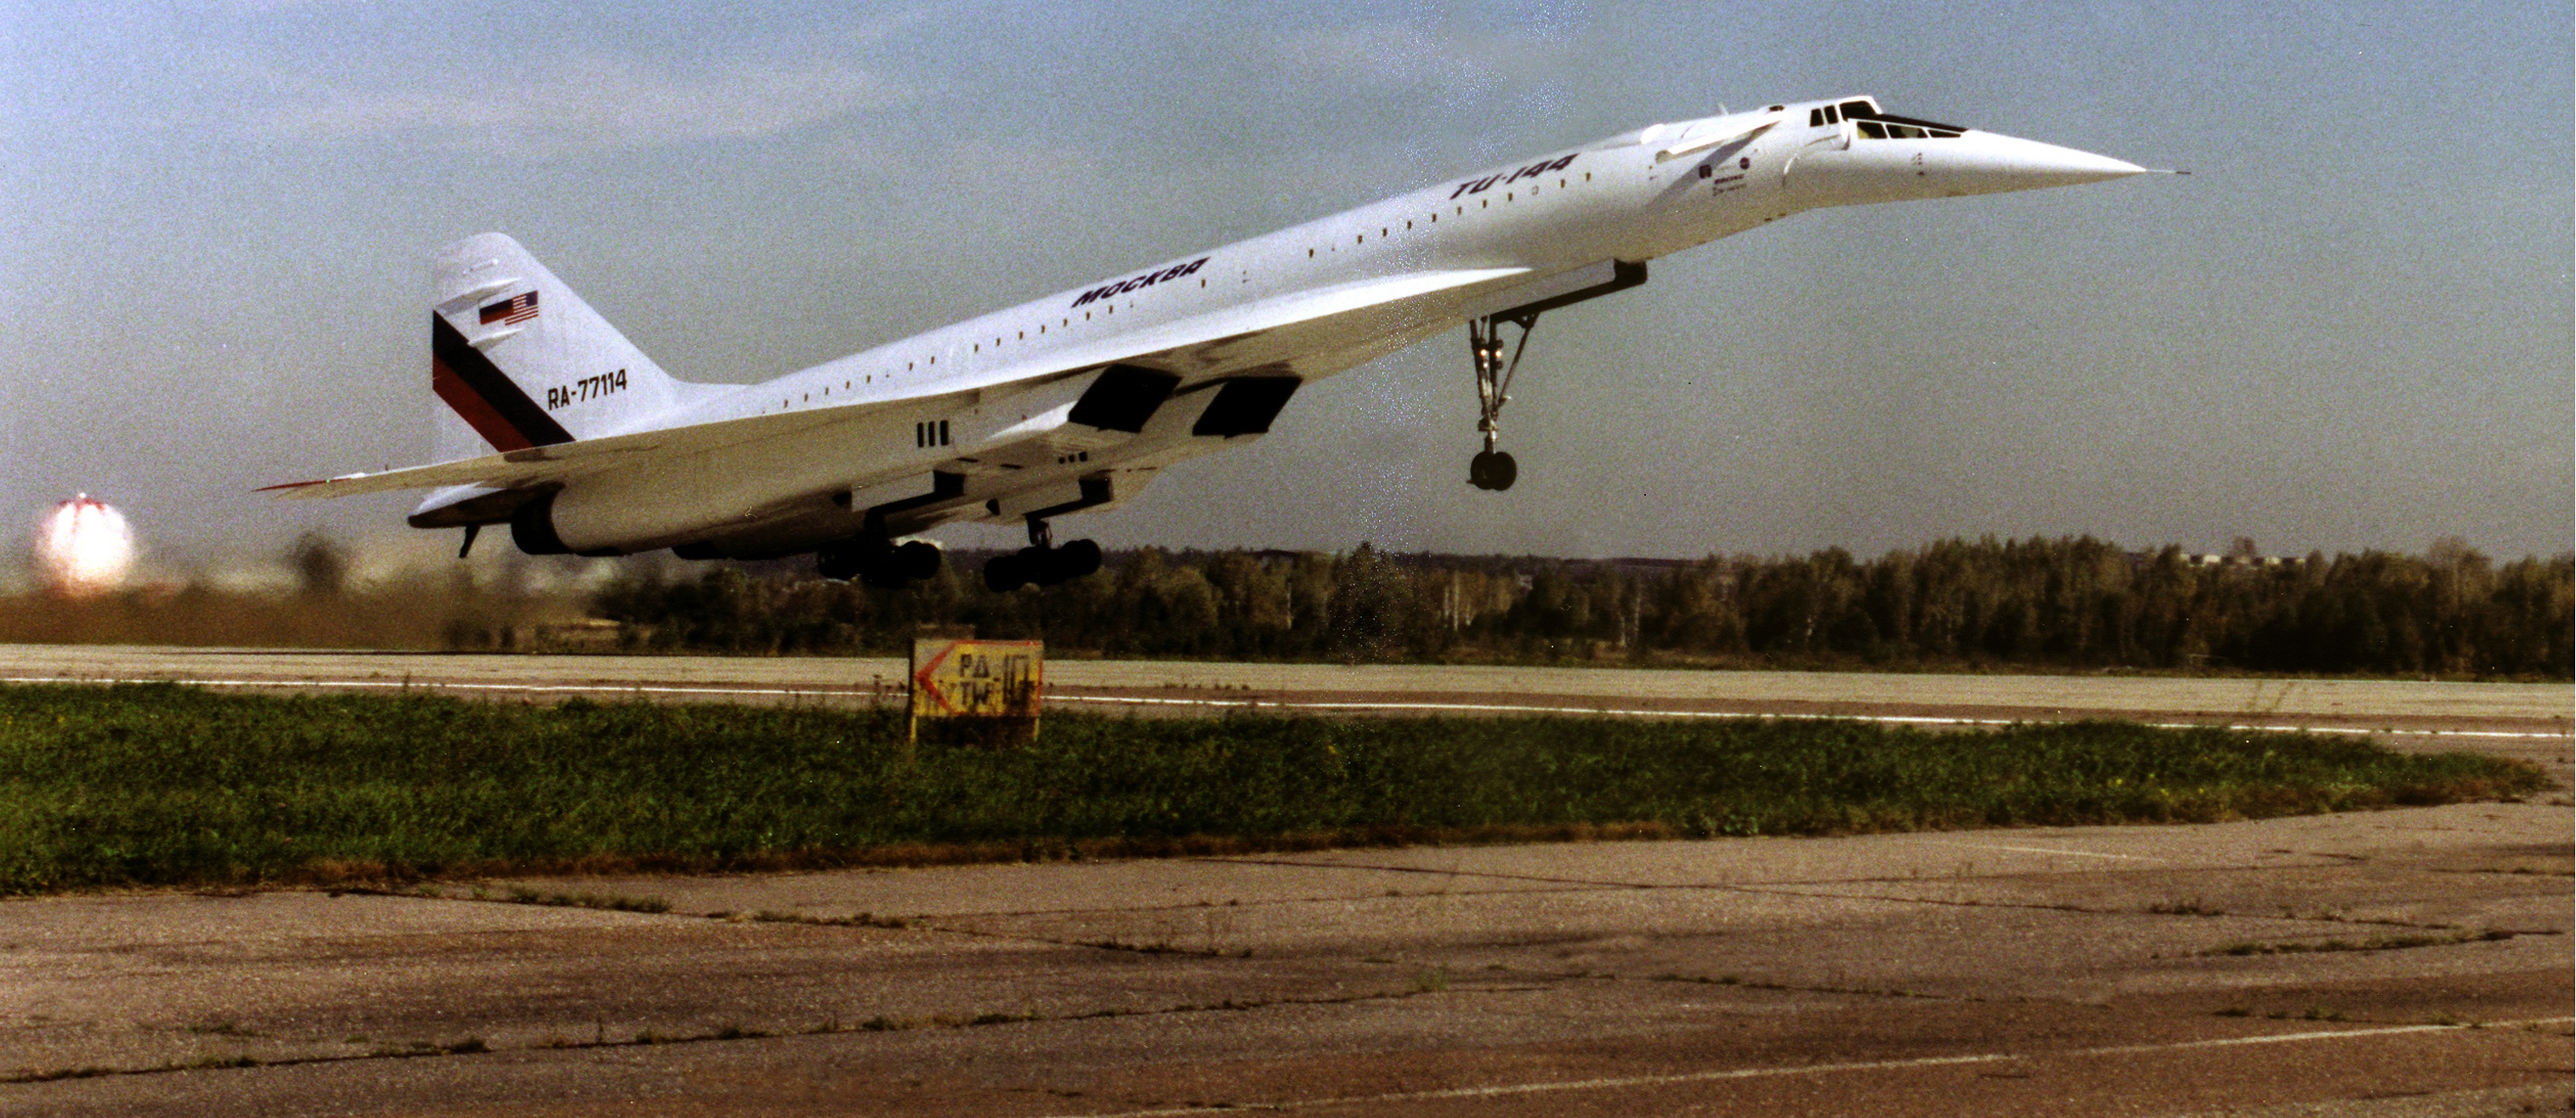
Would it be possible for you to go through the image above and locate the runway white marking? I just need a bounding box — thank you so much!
[1040,1018,2576,1116]
[0,675,2565,740]
[1930,841,2161,861]
[0,676,850,700]
[1052,695,2571,740]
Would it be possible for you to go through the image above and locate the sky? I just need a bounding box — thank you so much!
[2,0,2568,573]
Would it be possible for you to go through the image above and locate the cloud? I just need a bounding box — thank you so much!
[248,52,910,157]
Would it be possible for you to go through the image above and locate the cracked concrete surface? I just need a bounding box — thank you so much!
[3,797,2567,1116]
[3,655,2565,1114]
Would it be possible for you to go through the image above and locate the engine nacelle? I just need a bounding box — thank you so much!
[511,476,794,557]
[509,491,575,555]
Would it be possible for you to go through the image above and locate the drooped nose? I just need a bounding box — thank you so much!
[1943,131,2147,190]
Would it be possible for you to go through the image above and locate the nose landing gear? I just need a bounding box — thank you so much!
[1467,311,1537,491]
[1454,259,1650,491]
[982,516,1104,593]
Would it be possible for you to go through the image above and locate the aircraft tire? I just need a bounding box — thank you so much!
[983,554,1028,593]
[1468,451,1495,489]
[817,548,864,582]
[1057,539,1103,581]
[1486,451,1518,491]
[895,540,942,581]
[1019,545,1071,587]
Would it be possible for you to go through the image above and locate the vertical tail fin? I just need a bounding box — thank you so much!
[429,232,691,457]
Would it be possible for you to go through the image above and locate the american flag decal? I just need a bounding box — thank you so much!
[478,291,540,325]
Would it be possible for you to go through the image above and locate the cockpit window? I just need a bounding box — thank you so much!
[1812,100,1966,138]
[1812,101,1964,137]
[1847,106,1966,139]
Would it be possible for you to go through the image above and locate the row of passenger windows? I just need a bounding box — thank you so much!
[889,161,1593,399]
[771,258,1225,415]
[774,292,1148,412]
[919,304,1105,372]
[811,162,1608,411]
[780,162,1602,417]
[898,264,1225,384]
[1306,171,1595,259]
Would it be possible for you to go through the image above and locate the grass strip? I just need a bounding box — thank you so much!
[0,683,2545,893]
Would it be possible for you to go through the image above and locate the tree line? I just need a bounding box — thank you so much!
[587,536,2574,679]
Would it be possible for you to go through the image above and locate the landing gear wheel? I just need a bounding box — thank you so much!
[1468,450,1518,491]
[984,536,1102,592]
[1053,538,1103,581]
[1014,545,1053,585]
[821,535,946,587]
[983,553,1028,593]
[894,540,942,582]
[817,547,864,582]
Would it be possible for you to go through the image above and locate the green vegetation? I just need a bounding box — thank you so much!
[7,535,2564,679]
[0,683,2545,893]
[594,536,2574,678]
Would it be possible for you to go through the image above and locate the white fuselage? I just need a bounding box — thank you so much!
[400,96,2146,559]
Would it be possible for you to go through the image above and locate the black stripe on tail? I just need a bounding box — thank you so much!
[430,314,572,451]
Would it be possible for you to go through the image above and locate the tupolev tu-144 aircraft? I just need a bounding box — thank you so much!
[269,96,2161,591]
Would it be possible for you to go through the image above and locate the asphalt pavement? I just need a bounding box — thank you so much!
[2,647,2567,1115]
[3,802,2567,1115]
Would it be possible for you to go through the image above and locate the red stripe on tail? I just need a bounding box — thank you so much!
[432,352,538,452]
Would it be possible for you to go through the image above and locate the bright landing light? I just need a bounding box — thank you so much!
[36,495,136,595]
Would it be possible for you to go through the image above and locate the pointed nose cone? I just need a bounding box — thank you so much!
[1953,131,2147,190]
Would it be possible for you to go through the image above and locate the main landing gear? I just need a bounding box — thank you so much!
[983,517,1103,593]
[1467,311,1537,491]
[817,532,942,587]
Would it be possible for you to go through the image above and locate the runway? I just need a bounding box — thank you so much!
[2,644,2567,752]
[2,644,2568,1115]
[4,803,2567,1115]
